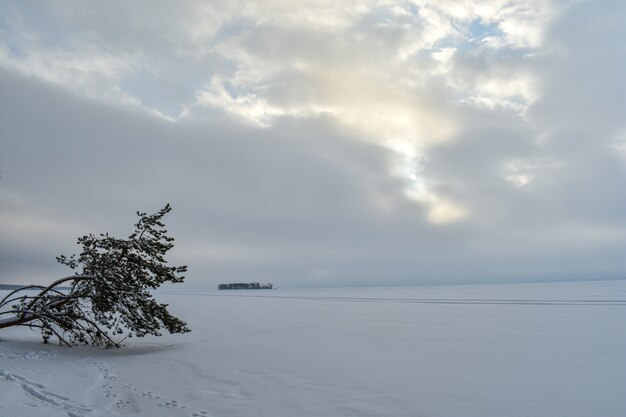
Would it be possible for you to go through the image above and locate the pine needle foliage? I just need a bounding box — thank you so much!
[0,204,190,347]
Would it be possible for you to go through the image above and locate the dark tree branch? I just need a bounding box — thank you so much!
[0,205,190,347]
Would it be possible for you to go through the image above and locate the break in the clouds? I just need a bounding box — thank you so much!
[1,0,625,287]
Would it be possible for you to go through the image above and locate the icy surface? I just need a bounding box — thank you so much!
[1,280,625,416]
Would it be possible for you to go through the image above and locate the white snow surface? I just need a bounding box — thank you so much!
[1,280,625,417]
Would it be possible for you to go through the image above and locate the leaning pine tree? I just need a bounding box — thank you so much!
[0,204,190,347]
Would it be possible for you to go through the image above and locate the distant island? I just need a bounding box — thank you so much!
[0,284,71,291]
[218,282,273,290]
[0,284,26,290]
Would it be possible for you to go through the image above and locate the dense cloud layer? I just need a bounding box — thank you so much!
[1,1,625,287]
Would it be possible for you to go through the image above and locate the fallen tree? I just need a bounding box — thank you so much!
[0,204,190,347]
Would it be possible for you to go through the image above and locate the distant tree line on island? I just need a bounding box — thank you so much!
[218,282,273,290]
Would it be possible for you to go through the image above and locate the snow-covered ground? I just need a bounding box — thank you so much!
[1,280,625,417]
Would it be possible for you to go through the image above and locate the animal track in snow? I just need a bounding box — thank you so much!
[80,358,213,416]
[191,411,211,417]
[158,398,187,409]
[114,399,132,408]
[139,391,161,400]
[0,349,58,360]
[0,368,92,416]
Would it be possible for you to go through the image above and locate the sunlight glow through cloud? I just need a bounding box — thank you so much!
[2,0,625,287]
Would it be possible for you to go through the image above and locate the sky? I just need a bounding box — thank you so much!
[1,0,625,288]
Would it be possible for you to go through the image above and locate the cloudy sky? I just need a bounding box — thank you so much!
[1,0,625,288]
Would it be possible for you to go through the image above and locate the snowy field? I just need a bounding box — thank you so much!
[1,280,625,417]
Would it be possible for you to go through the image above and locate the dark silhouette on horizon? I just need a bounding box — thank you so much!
[218,282,273,290]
